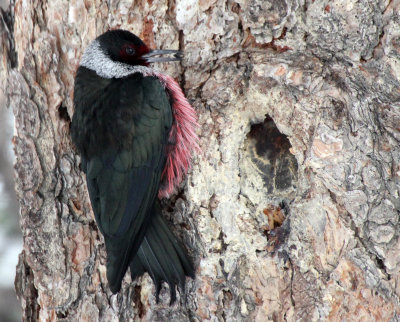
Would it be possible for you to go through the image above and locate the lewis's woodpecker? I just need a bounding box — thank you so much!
[70,30,198,302]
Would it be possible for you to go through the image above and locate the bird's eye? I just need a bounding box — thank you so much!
[125,47,135,56]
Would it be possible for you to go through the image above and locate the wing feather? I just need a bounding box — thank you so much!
[72,69,173,292]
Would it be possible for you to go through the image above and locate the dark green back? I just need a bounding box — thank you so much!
[71,67,172,291]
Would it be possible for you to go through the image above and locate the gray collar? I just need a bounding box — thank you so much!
[80,39,153,79]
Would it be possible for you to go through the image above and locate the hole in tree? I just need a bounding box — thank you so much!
[242,116,298,197]
[239,116,298,247]
[58,104,71,122]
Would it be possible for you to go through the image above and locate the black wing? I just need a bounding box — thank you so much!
[71,68,172,292]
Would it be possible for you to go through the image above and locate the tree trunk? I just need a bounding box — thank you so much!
[2,0,400,320]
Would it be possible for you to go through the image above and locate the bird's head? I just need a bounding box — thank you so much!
[79,29,182,78]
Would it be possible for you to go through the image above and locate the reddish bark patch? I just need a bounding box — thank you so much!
[141,17,155,49]
[263,205,285,230]
[134,285,145,319]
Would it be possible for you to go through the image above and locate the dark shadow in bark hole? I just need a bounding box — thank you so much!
[241,116,297,244]
[245,116,298,196]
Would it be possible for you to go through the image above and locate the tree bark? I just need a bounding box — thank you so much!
[3,0,400,320]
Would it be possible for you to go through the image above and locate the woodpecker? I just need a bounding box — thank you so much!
[70,30,198,302]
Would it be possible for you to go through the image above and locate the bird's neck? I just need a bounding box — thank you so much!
[80,39,154,79]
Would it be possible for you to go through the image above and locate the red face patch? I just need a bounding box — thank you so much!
[119,44,150,66]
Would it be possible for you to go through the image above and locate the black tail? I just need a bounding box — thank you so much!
[130,205,194,303]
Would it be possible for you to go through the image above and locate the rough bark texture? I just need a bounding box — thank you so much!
[2,0,400,320]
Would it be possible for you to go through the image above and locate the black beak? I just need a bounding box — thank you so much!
[142,50,183,63]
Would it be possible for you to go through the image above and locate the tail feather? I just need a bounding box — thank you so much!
[130,208,194,303]
[140,235,180,299]
[155,213,195,280]
[105,220,149,293]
